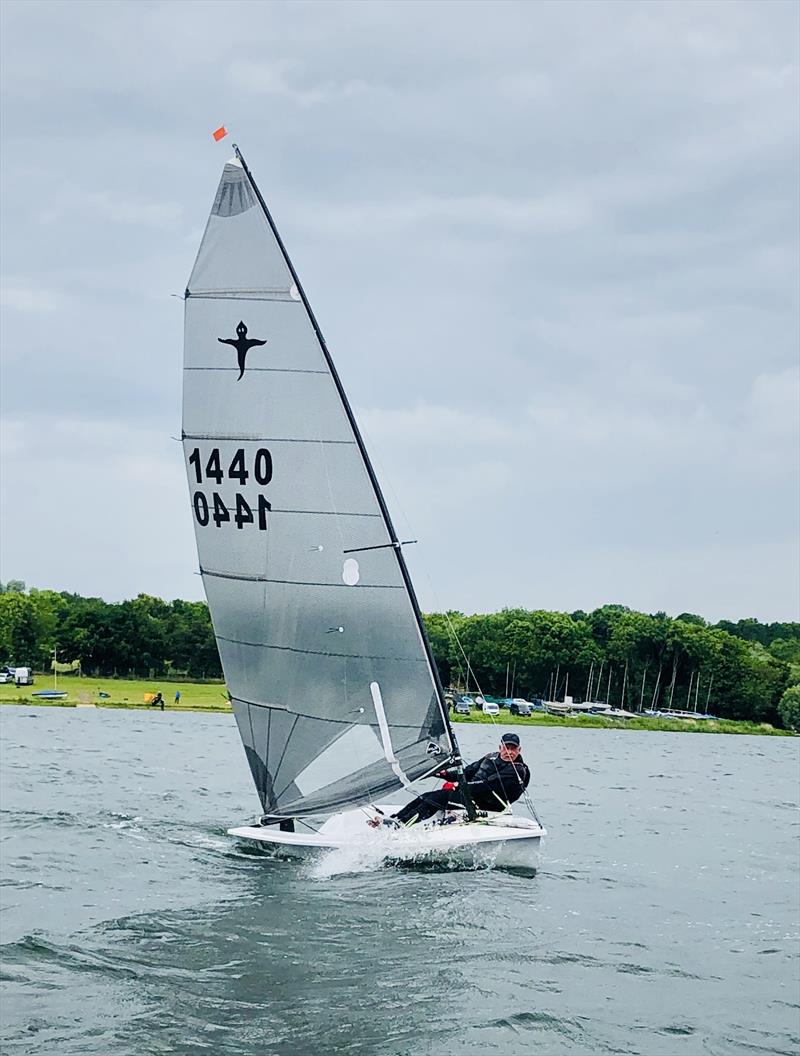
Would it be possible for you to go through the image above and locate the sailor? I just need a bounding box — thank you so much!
[371,733,530,828]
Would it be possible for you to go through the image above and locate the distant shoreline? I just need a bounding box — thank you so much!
[0,691,791,735]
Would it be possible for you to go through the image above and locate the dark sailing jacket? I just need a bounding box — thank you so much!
[462,752,530,809]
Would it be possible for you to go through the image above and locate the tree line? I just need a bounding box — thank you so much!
[0,584,219,680]
[426,606,799,728]
[0,583,797,728]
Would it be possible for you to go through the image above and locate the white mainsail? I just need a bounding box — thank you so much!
[183,149,456,819]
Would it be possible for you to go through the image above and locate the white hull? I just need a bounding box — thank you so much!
[544,702,572,716]
[229,805,545,871]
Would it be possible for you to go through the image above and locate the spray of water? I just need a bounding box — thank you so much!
[304,830,407,880]
[303,829,522,880]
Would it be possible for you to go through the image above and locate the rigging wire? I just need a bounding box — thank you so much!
[350,426,543,827]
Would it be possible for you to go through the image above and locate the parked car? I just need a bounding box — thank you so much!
[481,700,500,716]
[509,699,532,716]
[0,667,14,684]
[454,699,471,715]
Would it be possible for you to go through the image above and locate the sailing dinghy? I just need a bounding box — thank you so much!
[182,147,545,869]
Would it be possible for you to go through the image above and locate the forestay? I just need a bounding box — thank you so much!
[182,151,455,819]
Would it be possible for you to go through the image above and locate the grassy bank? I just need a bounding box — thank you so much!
[451,711,792,736]
[0,675,231,712]
[0,678,791,734]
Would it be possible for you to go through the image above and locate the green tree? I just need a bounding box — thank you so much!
[777,685,800,732]
[0,580,26,595]
[168,599,221,678]
[422,611,464,689]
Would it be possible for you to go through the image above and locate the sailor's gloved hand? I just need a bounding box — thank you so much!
[441,781,458,791]
[436,767,459,780]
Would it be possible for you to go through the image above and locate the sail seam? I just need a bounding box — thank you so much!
[267,509,382,518]
[201,568,403,588]
[184,366,327,375]
[217,635,425,662]
[231,697,434,729]
[270,752,453,816]
[232,698,349,720]
[245,701,256,754]
[264,707,272,806]
[183,434,356,445]
[188,290,298,300]
[269,714,300,793]
[189,287,292,293]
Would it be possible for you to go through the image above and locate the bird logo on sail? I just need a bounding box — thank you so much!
[218,321,267,380]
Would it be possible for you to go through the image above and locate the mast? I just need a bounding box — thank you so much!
[667,657,677,709]
[650,661,662,712]
[230,146,470,806]
[638,661,648,713]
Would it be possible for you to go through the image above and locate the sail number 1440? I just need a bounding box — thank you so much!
[188,447,272,530]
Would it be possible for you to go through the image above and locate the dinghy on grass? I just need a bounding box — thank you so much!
[181,146,545,869]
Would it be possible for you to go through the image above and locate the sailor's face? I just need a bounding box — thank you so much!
[499,742,521,762]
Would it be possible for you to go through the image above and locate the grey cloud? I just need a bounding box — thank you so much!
[1,0,797,619]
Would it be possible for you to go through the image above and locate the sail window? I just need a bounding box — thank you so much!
[342,558,360,586]
[293,724,386,796]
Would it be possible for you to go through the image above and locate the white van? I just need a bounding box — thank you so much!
[12,667,33,685]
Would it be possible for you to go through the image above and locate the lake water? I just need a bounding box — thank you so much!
[1,705,798,1055]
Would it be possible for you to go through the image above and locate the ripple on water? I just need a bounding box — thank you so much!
[1,709,799,1056]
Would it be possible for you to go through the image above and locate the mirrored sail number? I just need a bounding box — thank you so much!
[188,447,272,530]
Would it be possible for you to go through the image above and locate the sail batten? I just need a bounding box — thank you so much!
[200,570,405,588]
[184,366,328,375]
[183,434,357,444]
[217,636,428,663]
[183,150,456,818]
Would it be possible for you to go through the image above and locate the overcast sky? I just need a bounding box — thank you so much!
[1,0,798,622]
